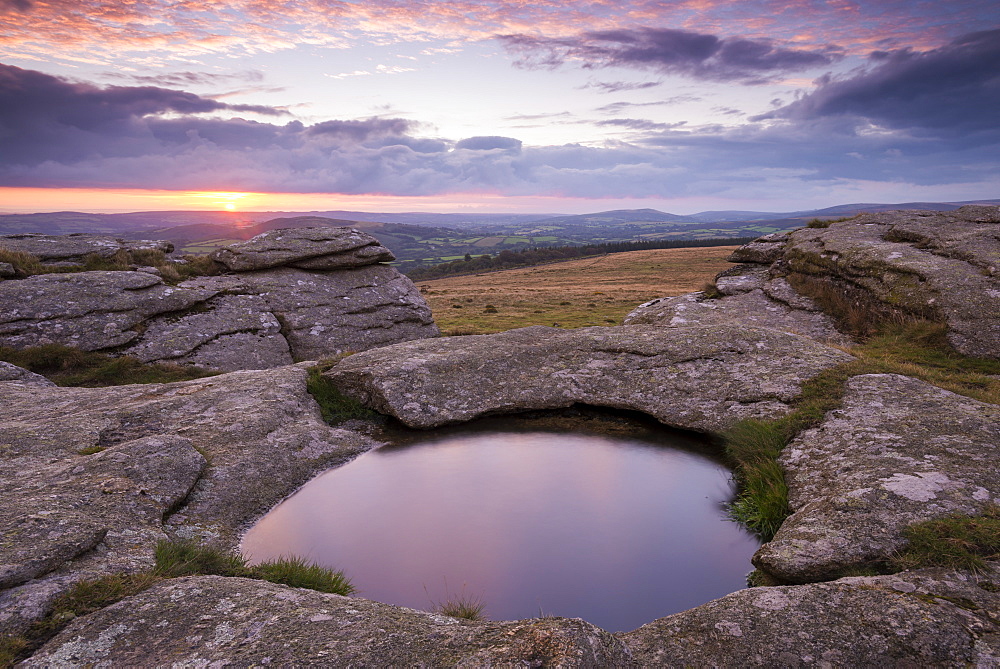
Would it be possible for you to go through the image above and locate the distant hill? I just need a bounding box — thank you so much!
[2,199,996,267]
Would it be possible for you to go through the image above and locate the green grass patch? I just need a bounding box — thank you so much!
[253,555,356,595]
[892,507,1000,573]
[724,320,1000,540]
[0,344,217,387]
[306,361,380,424]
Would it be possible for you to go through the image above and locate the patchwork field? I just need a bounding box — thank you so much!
[418,246,737,334]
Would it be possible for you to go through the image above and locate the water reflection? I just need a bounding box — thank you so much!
[242,418,759,633]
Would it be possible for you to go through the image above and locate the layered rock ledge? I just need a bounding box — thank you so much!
[0,226,438,370]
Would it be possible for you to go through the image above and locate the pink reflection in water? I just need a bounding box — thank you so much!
[241,430,759,632]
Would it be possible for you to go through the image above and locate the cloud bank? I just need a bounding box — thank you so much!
[1,28,998,200]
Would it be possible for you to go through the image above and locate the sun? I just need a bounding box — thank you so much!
[189,191,251,211]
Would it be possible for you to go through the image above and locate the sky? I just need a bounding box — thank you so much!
[0,0,998,214]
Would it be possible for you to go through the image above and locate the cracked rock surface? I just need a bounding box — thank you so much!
[783,205,1000,357]
[326,324,853,432]
[754,373,1000,583]
[0,364,378,636]
[211,226,394,271]
[0,227,438,369]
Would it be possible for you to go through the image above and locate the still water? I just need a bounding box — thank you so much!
[241,416,759,632]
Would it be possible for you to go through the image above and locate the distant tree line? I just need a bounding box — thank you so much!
[403,237,755,280]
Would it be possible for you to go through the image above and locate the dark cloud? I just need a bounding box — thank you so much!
[1,0,31,11]
[455,136,522,151]
[581,80,662,93]
[0,63,285,164]
[758,29,1000,133]
[102,70,265,88]
[595,119,685,131]
[499,28,839,83]
[307,118,413,141]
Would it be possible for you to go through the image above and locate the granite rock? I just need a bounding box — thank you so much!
[212,226,394,272]
[754,374,1000,583]
[326,324,853,432]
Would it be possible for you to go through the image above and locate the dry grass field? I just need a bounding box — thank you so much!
[417,246,738,334]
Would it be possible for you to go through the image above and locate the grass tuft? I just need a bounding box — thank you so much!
[892,507,1000,573]
[700,281,723,299]
[0,344,217,387]
[253,555,355,595]
[426,584,487,621]
[306,362,379,424]
[154,537,248,578]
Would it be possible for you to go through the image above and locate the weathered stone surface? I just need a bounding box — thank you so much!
[624,290,850,345]
[326,324,853,432]
[0,575,78,638]
[25,575,633,668]
[620,562,1000,667]
[0,366,378,592]
[0,271,215,351]
[126,294,292,371]
[182,264,438,361]
[0,261,14,277]
[726,232,789,264]
[0,233,172,263]
[212,226,394,272]
[754,374,1000,583]
[0,264,436,369]
[0,361,54,386]
[784,205,1000,357]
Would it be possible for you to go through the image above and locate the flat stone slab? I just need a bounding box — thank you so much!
[212,226,394,271]
[625,290,850,346]
[754,374,1000,583]
[620,561,1000,667]
[24,575,632,667]
[326,324,854,433]
[0,233,172,262]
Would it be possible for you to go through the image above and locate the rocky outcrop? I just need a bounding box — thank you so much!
[620,562,1000,666]
[0,233,172,265]
[754,374,1000,583]
[24,576,633,667]
[326,324,853,432]
[627,205,1000,357]
[0,227,438,370]
[0,363,379,637]
[783,206,1000,357]
[211,226,395,271]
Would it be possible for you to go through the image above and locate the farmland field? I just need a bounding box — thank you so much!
[417,246,737,334]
